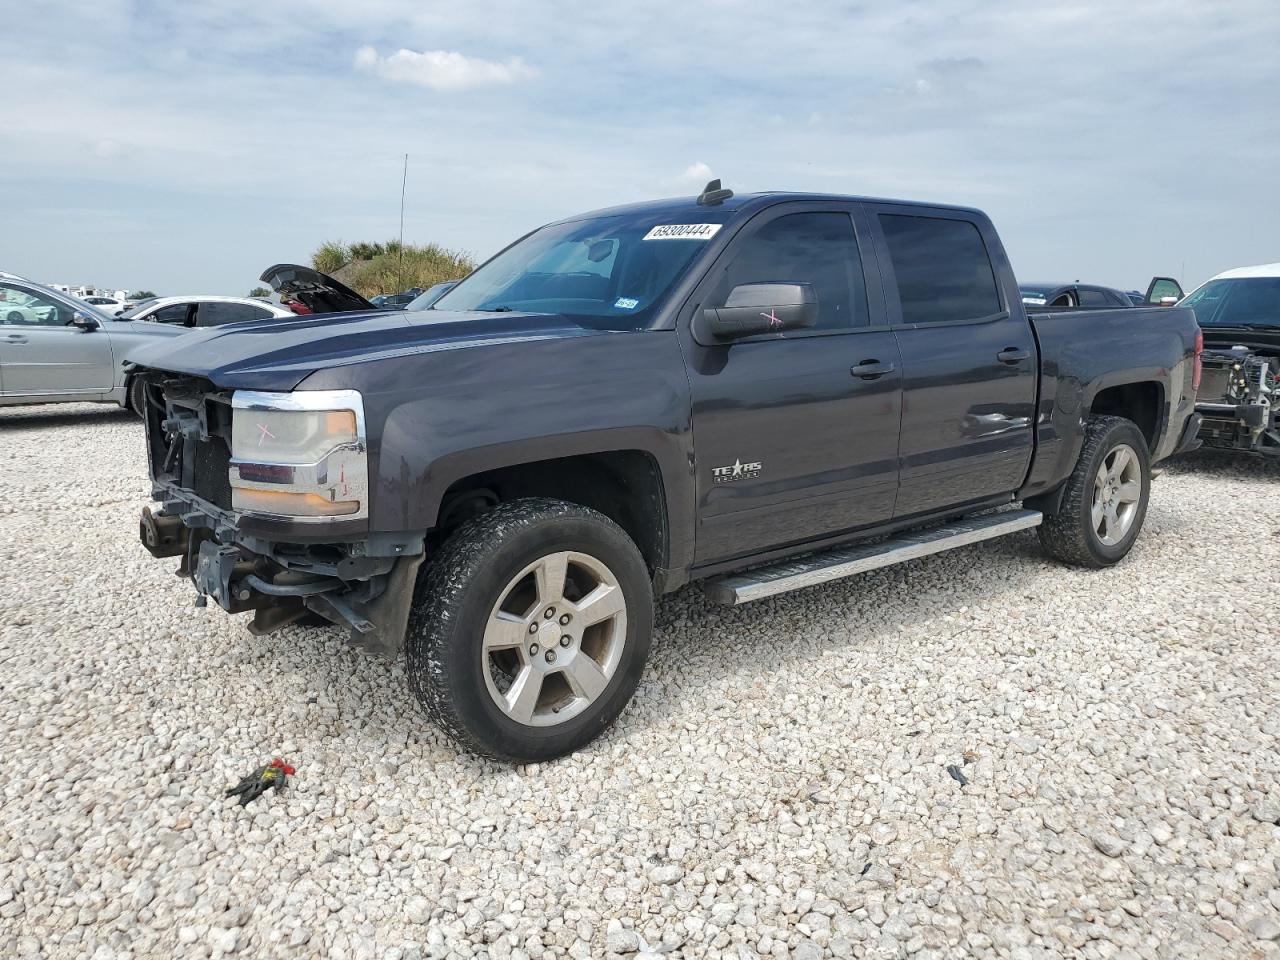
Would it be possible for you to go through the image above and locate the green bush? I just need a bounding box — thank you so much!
[312,241,349,275]
[311,239,475,297]
[247,286,272,298]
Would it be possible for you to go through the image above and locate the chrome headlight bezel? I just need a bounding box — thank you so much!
[229,389,369,522]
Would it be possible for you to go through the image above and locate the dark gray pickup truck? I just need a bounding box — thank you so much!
[130,182,1203,761]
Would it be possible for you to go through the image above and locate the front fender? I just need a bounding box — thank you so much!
[302,330,697,573]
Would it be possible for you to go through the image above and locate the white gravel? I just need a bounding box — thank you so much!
[1,401,1279,960]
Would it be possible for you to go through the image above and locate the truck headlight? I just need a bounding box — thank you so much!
[229,389,369,521]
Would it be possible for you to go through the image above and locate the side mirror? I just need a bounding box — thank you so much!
[698,282,818,342]
[71,312,100,331]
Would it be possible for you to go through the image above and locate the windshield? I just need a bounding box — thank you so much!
[430,211,729,330]
[1181,277,1280,328]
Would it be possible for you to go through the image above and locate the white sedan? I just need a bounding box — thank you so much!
[120,295,295,327]
[79,295,128,315]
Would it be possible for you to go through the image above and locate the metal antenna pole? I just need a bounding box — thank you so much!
[399,153,408,288]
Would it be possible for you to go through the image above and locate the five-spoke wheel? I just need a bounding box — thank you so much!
[1091,443,1143,546]
[1039,416,1151,567]
[482,550,628,726]
[405,498,653,762]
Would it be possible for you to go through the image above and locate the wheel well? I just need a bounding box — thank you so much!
[433,451,668,574]
[1089,381,1162,449]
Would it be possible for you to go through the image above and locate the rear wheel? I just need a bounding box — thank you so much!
[1038,416,1151,567]
[405,498,653,762]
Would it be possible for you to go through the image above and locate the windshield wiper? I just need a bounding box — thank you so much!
[487,306,514,312]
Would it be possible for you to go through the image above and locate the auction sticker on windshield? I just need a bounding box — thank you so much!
[643,224,723,241]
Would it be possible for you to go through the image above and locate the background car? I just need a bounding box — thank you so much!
[1021,282,1139,309]
[0,276,186,414]
[121,295,294,327]
[371,293,416,310]
[1022,276,1183,309]
[258,264,378,313]
[79,295,128,315]
[405,279,461,310]
[1182,262,1280,457]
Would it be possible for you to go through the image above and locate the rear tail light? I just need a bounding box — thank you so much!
[1192,328,1203,392]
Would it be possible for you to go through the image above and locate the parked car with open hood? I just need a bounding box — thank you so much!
[130,182,1201,761]
[0,276,186,414]
[1183,262,1280,457]
[258,264,378,314]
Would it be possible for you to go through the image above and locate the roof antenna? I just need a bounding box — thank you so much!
[697,178,733,206]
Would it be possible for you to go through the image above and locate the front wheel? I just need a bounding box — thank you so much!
[405,498,653,762]
[1038,415,1151,567]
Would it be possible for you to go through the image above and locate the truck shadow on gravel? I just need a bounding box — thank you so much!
[634,533,1045,724]
[0,406,135,433]
[1162,450,1280,480]
[252,534,1046,769]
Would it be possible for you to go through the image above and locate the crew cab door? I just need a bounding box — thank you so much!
[679,202,903,565]
[867,205,1037,516]
[0,280,114,395]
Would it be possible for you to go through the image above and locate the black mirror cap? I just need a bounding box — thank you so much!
[697,282,818,342]
[71,312,100,331]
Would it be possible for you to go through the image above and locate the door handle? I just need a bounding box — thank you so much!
[850,359,895,379]
[997,347,1030,364]
[3,333,28,344]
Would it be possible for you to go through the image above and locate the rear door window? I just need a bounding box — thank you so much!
[879,214,1001,324]
[196,302,272,326]
[1078,288,1111,306]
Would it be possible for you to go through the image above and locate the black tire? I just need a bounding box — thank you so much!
[127,379,147,418]
[405,498,653,762]
[1037,416,1151,568]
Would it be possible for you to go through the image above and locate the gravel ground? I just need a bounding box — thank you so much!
[1,402,1278,960]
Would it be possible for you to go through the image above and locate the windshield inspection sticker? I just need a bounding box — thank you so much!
[614,297,640,310]
[643,223,723,241]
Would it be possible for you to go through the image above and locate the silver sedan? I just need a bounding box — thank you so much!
[0,275,187,415]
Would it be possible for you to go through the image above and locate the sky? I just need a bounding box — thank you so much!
[2,0,1278,296]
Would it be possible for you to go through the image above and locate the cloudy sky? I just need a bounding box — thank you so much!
[3,0,1277,296]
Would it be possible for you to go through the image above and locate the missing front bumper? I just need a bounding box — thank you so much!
[137,499,425,655]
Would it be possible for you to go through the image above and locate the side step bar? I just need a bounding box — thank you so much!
[704,509,1043,606]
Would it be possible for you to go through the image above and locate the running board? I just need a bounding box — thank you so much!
[704,509,1043,605]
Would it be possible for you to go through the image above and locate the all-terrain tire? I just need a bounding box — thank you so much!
[405,498,654,762]
[1037,415,1151,568]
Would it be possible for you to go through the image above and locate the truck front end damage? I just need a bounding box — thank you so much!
[1196,347,1279,456]
[135,372,424,654]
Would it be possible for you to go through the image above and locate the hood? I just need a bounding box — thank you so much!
[1201,325,1280,356]
[125,309,612,391]
[259,263,376,313]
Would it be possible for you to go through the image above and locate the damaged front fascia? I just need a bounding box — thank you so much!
[149,476,427,650]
